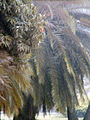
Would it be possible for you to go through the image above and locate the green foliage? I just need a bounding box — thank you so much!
[30,52,54,114]
[13,1,90,119]
[45,20,89,112]
[0,0,43,58]
[0,0,43,116]
[0,0,89,119]
[32,2,90,114]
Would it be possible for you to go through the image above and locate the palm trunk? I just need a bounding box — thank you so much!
[13,95,37,120]
[67,107,78,120]
[83,105,90,120]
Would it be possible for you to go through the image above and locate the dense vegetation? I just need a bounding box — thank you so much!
[0,0,90,120]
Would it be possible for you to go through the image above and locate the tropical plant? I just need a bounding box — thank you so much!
[34,1,90,119]
[1,0,89,120]
[0,0,43,116]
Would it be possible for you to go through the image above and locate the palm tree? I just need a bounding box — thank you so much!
[2,0,89,120]
[34,1,90,119]
[0,0,43,117]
